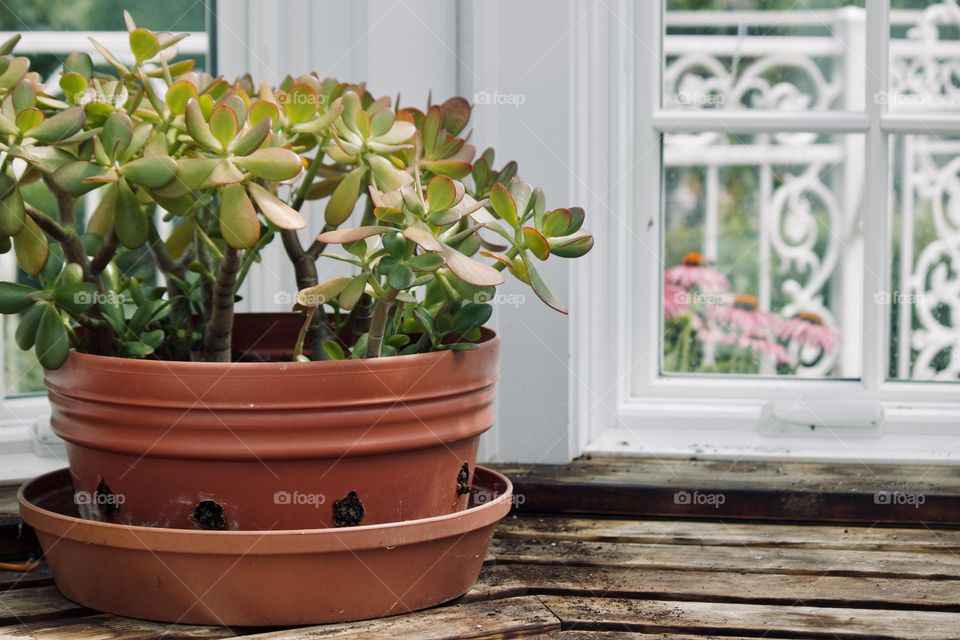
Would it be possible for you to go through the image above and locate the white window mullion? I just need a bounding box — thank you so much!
[861,1,891,392]
[651,110,870,134]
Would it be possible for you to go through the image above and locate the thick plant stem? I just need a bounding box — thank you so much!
[365,288,399,358]
[202,247,241,362]
[280,229,332,358]
[350,196,377,344]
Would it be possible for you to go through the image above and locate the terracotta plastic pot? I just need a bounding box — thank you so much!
[44,313,500,530]
[20,466,511,626]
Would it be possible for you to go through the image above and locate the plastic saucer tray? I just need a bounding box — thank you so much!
[18,466,512,626]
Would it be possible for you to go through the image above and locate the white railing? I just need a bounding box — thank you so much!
[663,2,960,380]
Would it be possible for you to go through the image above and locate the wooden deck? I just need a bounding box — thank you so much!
[2,457,960,638]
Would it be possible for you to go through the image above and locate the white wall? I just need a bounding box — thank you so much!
[216,0,579,463]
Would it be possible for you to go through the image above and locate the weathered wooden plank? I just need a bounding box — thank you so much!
[0,585,90,625]
[496,458,960,489]
[491,537,960,579]
[496,458,960,524]
[0,613,237,639]
[499,514,960,552]
[0,566,53,591]
[539,595,960,639]
[525,634,749,640]
[243,596,560,639]
[480,563,960,611]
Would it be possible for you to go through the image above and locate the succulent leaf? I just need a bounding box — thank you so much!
[246,182,306,230]
[233,147,302,181]
[325,166,366,226]
[13,215,48,276]
[35,303,68,369]
[219,183,260,249]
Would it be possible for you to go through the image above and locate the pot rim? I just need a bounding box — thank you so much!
[19,466,512,555]
[57,326,499,377]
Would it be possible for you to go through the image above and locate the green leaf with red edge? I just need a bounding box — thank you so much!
[246,182,306,230]
[421,105,442,157]
[338,274,368,311]
[102,111,133,159]
[129,28,159,63]
[0,57,29,90]
[408,252,445,272]
[296,277,352,308]
[283,83,318,125]
[420,159,471,179]
[208,105,238,151]
[315,225,392,244]
[219,183,260,249]
[522,226,550,260]
[567,206,585,234]
[249,99,280,128]
[230,117,272,156]
[185,98,220,150]
[233,147,302,181]
[120,155,177,189]
[548,231,594,258]
[402,221,443,252]
[440,246,504,287]
[370,108,394,137]
[0,189,25,236]
[324,166,366,226]
[426,175,457,213]
[51,161,104,196]
[524,254,567,314]
[541,208,572,237]
[28,107,85,143]
[15,108,42,133]
[489,182,518,227]
[114,179,148,249]
[165,80,198,116]
[13,215,47,276]
[440,97,471,136]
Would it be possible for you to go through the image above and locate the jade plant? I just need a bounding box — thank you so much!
[0,13,593,368]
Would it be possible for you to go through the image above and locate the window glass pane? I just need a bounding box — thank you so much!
[889,133,960,381]
[889,1,960,112]
[661,132,863,378]
[0,1,207,396]
[664,1,866,111]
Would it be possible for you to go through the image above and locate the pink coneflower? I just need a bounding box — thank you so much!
[709,293,778,336]
[664,283,689,319]
[665,252,730,293]
[778,311,838,355]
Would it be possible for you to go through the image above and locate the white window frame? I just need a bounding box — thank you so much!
[570,0,960,463]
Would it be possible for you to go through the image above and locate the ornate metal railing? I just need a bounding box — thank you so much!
[663,2,960,380]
